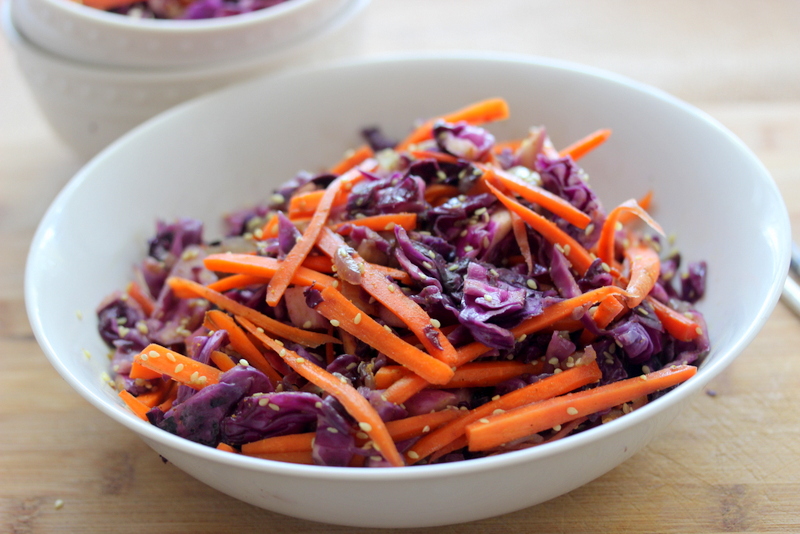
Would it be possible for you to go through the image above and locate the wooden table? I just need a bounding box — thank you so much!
[3,1,800,532]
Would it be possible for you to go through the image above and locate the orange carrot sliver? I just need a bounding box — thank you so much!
[207,274,270,293]
[397,98,510,151]
[237,317,405,467]
[119,390,151,420]
[242,432,315,455]
[216,443,238,453]
[334,213,417,234]
[409,150,461,165]
[129,359,163,380]
[267,161,376,307]
[558,128,612,161]
[511,212,534,273]
[648,297,703,342]
[126,281,155,317]
[374,361,543,390]
[330,144,374,175]
[466,364,697,451]
[624,246,660,308]
[424,183,460,205]
[596,199,664,267]
[405,360,602,463]
[132,381,170,408]
[204,254,336,289]
[210,350,237,372]
[482,165,592,229]
[167,277,338,348]
[486,180,595,276]
[134,343,221,390]
[618,190,654,224]
[313,285,454,385]
[204,310,282,385]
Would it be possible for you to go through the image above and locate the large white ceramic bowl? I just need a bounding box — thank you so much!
[10,0,353,68]
[1,0,367,158]
[25,54,790,528]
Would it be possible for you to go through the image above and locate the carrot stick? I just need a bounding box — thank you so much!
[126,281,155,317]
[204,310,282,385]
[424,183,460,205]
[129,359,163,380]
[316,227,458,366]
[207,274,270,293]
[287,190,325,219]
[119,390,150,421]
[374,361,544,390]
[405,360,602,463]
[204,254,337,289]
[466,364,697,451]
[558,128,612,161]
[267,162,376,306]
[593,294,627,329]
[618,190,654,224]
[260,213,280,239]
[595,199,664,267]
[167,277,338,348]
[486,180,595,276]
[409,150,461,165]
[333,213,418,233]
[157,382,178,412]
[300,255,334,273]
[624,245,660,308]
[312,285,455,385]
[237,317,405,467]
[134,343,221,390]
[210,350,237,372]
[482,165,592,229]
[428,435,469,463]
[132,381,170,408]
[241,409,461,457]
[383,285,629,404]
[511,212,534,273]
[216,443,238,453]
[330,144,374,175]
[647,297,703,342]
[396,98,511,151]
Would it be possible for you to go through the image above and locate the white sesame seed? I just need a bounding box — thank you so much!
[54,499,64,510]
[356,432,369,439]
[258,327,266,334]
[615,221,623,231]
[642,365,651,374]
[140,353,149,361]
[430,318,441,328]
[370,456,383,462]
[492,395,501,401]
[484,294,494,302]
[387,284,396,293]
[190,371,199,383]
[516,334,527,343]
[258,398,269,406]
[464,245,474,252]
[562,244,571,255]
[332,280,339,288]
[479,418,491,424]
[295,357,305,364]
[384,223,396,231]
[600,262,611,273]
[315,401,323,408]
[359,422,373,432]
[239,359,249,366]
[75,310,83,320]
[327,427,339,433]
[407,451,420,459]
[197,376,207,385]
[695,327,703,335]
[422,426,431,433]
[552,425,562,432]
[475,207,488,216]
[279,348,287,357]
[493,409,506,416]
[383,325,392,333]
[584,223,595,236]
[548,357,559,365]
[303,320,312,329]
[422,261,433,270]
[354,313,362,325]
[448,264,459,271]
[149,350,160,359]
[329,319,340,327]
[166,352,176,362]
[271,193,285,205]
[640,375,648,381]
[554,243,565,254]
[526,279,538,290]
[566,407,579,415]
[553,368,562,374]
[174,363,184,373]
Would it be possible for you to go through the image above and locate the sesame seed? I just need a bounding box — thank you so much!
[426,250,436,260]
[117,326,130,337]
[370,456,383,462]
[136,321,149,334]
[332,280,339,288]
[516,334,527,343]
[422,261,433,270]
[174,363,184,373]
[566,407,579,415]
[554,243,565,254]
[315,401,323,408]
[387,284,396,293]
[190,371,199,383]
[493,409,505,416]
[166,352,176,362]
[356,431,369,439]
[384,222,396,231]
[474,207,487,216]
[83,349,91,360]
[239,359,249,366]
[526,279,538,290]
[329,319,340,327]
[448,264,459,271]
[327,427,339,433]
[354,313,362,325]
[271,193,285,205]
[640,375,648,381]
[302,320,312,329]
[430,318,441,328]
[253,228,264,239]
[484,294,494,302]
[54,499,64,510]
[422,426,431,433]
[600,262,611,273]
[258,327,266,334]
[258,398,269,406]
[479,418,490,424]
[463,245,474,252]
[553,368,562,374]
[552,425,562,432]
[197,376,207,385]
[359,422,373,432]
[492,395,501,401]
[642,365,651,374]
[459,229,468,237]
[295,357,305,364]
[548,357,559,365]
[407,451,420,459]
[584,223,595,236]
[562,244,571,255]
[140,353,149,361]
[383,325,392,333]
[695,327,703,335]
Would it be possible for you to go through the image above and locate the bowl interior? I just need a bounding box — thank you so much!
[25,54,789,510]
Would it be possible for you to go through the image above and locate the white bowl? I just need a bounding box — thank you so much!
[1,0,367,158]
[10,0,353,68]
[25,54,790,528]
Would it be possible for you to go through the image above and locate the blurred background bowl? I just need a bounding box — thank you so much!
[1,0,368,158]
[10,0,353,68]
[25,54,790,528]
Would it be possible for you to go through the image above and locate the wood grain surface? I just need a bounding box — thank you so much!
[2,1,800,532]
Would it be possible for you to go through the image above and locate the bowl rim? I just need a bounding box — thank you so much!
[21,0,333,32]
[25,51,790,482]
[2,0,369,80]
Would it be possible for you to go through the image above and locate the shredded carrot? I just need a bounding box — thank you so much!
[648,297,703,342]
[383,285,629,404]
[396,98,511,151]
[424,183,460,205]
[558,128,612,161]
[216,443,238,453]
[405,360,602,463]
[129,358,163,380]
[207,274,270,293]
[287,190,326,219]
[481,165,592,229]
[618,190,654,224]
[334,213,417,234]
[204,254,336,289]
[210,350,237,372]
[624,245,661,308]
[167,277,338,348]
[374,361,544,390]
[204,310,282,385]
[466,364,696,451]
[408,150,461,165]
[237,317,405,467]
[300,255,334,273]
[260,213,280,238]
[119,390,151,420]
[132,380,171,408]
[595,199,664,267]
[312,285,455,385]
[241,432,315,455]
[330,144,374,175]
[134,343,221,390]
[511,212,534,273]
[486,180,595,276]
[316,227,458,366]
[126,281,155,317]
[267,161,376,306]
